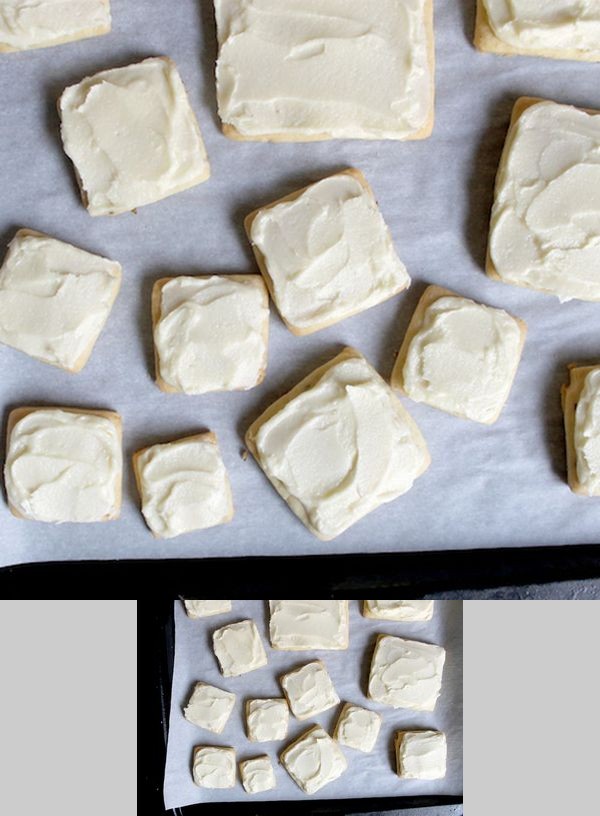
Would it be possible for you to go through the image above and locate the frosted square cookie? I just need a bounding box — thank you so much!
[0,0,111,52]
[334,703,381,753]
[192,745,236,788]
[395,730,447,779]
[368,634,445,711]
[562,363,600,496]
[4,406,122,523]
[391,285,526,424]
[0,229,121,372]
[152,275,269,394]
[239,755,276,794]
[487,98,600,301]
[183,682,236,734]
[474,1,600,61]
[281,725,347,794]
[246,348,430,541]
[269,600,349,650]
[245,169,409,335]
[59,57,210,216]
[280,660,339,720]
[132,433,233,539]
[214,0,434,141]
[212,619,268,677]
[184,600,232,619]
[363,600,434,621]
[246,698,289,742]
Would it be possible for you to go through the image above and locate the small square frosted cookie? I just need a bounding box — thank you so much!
[391,285,526,424]
[334,703,381,753]
[395,730,447,779]
[281,725,347,794]
[4,406,122,523]
[132,433,233,539]
[183,682,236,734]
[246,347,430,541]
[474,1,600,62]
[59,57,210,216]
[0,0,111,52]
[280,660,339,720]
[488,98,600,301]
[192,745,236,789]
[269,600,349,650]
[0,229,121,372]
[562,364,600,496]
[214,0,434,141]
[363,600,434,622]
[212,619,268,677]
[246,698,289,742]
[368,635,445,711]
[245,169,409,335]
[152,275,269,394]
[239,755,276,794]
[183,600,232,619]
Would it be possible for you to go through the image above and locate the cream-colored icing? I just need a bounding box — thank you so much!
[483,1,600,55]
[0,231,121,370]
[574,367,600,494]
[336,704,381,753]
[269,600,349,649]
[192,746,236,789]
[240,756,276,794]
[59,57,209,216]
[212,619,267,677]
[155,276,268,394]
[368,635,446,711]
[183,682,236,734]
[490,101,600,301]
[184,600,232,618]
[282,726,348,794]
[254,353,429,540]
[0,0,110,50]
[246,698,289,742]
[281,661,339,720]
[5,409,121,523]
[364,600,434,621]
[401,296,522,423]
[397,731,447,779]
[214,0,431,140]
[137,437,232,538]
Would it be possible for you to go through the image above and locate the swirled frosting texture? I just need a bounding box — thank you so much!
[401,296,523,423]
[397,730,447,779]
[368,635,446,711]
[0,0,110,51]
[281,661,339,720]
[254,352,429,540]
[269,600,349,649]
[5,409,121,522]
[250,173,409,332]
[246,698,289,741]
[240,756,276,794]
[155,276,268,394]
[59,57,209,216]
[212,619,268,677]
[574,367,600,494]
[214,0,432,140]
[281,726,348,794]
[364,599,434,621]
[483,1,600,56]
[137,436,233,538]
[0,230,121,371]
[183,682,236,734]
[192,746,236,789]
[184,600,232,618]
[335,704,381,753]
[490,101,600,301]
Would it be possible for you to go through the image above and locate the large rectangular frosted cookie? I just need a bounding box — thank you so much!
[245,169,410,335]
[368,634,445,711]
[474,1,600,62]
[363,600,434,622]
[214,0,435,141]
[0,229,121,372]
[59,57,210,216]
[246,348,430,541]
[281,726,347,794]
[5,406,122,523]
[487,97,600,301]
[0,0,111,52]
[391,285,526,424]
[269,600,349,650]
[562,364,600,496]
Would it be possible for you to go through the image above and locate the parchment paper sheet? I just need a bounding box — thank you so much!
[1,1,599,565]
[163,599,463,808]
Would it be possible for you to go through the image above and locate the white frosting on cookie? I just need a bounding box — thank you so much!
[368,635,446,711]
[0,0,110,51]
[269,600,349,649]
[281,661,339,720]
[282,726,348,794]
